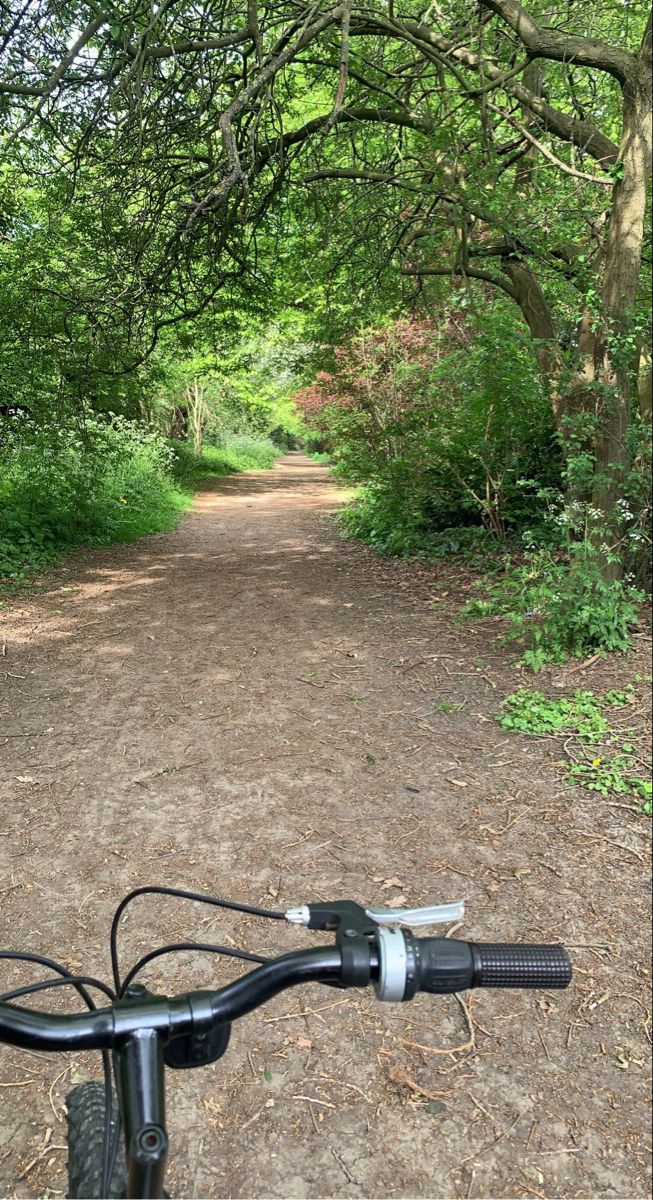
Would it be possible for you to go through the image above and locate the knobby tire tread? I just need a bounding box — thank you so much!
[66,1081,126,1199]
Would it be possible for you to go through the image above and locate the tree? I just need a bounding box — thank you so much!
[1,0,650,576]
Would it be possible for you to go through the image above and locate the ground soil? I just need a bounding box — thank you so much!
[0,454,651,1200]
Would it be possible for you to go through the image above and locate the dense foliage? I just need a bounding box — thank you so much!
[0,0,650,659]
[296,309,560,551]
[0,413,277,583]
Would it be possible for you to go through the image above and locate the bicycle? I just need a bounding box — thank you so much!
[0,885,572,1199]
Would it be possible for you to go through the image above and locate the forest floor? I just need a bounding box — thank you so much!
[0,453,651,1200]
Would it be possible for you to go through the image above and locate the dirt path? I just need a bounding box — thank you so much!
[1,454,651,1199]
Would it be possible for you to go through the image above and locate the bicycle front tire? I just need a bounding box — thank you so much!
[66,1081,126,1199]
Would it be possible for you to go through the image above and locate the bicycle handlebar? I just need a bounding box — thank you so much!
[0,936,571,1054]
[0,948,344,1052]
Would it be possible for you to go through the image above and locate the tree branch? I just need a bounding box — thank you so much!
[477,0,635,84]
[401,264,519,300]
[132,30,251,61]
[324,0,351,132]
[486,100,615,184]
[0,14,109,96]
[355,15,620,166]
[505,80,619,167]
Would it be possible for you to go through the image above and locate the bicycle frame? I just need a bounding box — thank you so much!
[118,1028,169,1199]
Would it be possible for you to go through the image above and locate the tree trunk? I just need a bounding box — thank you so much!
[500,256,565,421]
[185,380,208,456]
[637,349,652,425]
[503,61,566,420]
[565,17,652,580]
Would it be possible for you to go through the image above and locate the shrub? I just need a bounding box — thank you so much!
[0,418,278,585]
[464,548,643,671]
[338,486,494,559]
[169,434,277,486]
[295,309,561,555]
[0,415,181,579]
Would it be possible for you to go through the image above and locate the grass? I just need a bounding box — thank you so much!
[170,436,277,487]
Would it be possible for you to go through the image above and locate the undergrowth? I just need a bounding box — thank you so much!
[0,418,277,590]
[338,487,497,560]
[498,687,651,813]
[498,686,634,739]
[169,434,277,486]
[463,549,643,671]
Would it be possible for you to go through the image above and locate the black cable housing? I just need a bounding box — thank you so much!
[119,941,270,996]
[109,885,285,993]
[0,949,116,1195]
[0,975,116,1005]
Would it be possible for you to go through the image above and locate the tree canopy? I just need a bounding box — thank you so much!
[1,0,651,603]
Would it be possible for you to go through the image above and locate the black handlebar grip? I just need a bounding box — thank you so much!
[470,942,572,989]
[416,939,476,994]
[415,938,571,994]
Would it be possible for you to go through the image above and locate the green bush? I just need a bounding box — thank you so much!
[339,486,494,559]
[0,416,182,580]
[463,548,643,671]
[0,419,278,586]
[169,435,276,487]
[300,309,562,558]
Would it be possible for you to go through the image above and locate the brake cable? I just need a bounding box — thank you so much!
[119,941,271,996]
[0,949,116,1197]
[110,884,285,994]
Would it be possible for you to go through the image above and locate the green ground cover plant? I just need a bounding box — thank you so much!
[498,687,633,739]
[567,760,652,812]
[497,687,651,813]
[463,551,644,672]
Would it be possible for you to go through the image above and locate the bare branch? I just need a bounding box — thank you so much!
[356,14,620,167]
[0,13,109,96]
[485,100,615,185]
[324,0,351,132]
[131,30,251,61]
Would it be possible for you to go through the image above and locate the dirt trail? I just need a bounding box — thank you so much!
[1,454,651,1199]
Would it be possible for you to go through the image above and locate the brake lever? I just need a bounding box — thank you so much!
[364,901,465,927]
[284,900,465,929]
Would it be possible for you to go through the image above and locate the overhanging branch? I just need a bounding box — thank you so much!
[401,264,519,300]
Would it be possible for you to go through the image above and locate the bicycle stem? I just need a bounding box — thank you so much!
[118,1026,168,1200]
